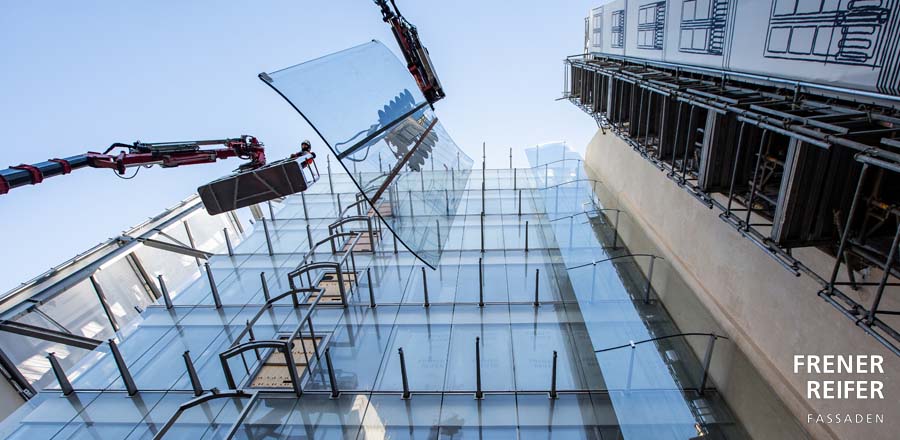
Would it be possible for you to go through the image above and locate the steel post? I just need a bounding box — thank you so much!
[301,192,309,221]
[422,267,430,307]
[158,274,173,309]
[205,263,222,308]
[399,347,411,399]
[262,218,274,256]
[445,189,450,216]
[327,155,334,194]
[643,256,656,304]
[613,210,620,249]
[325,347,340,398]
[367,268,376,308]
[699,334,716,394]
[550,350,558,399]
[475,337,483,399]
[224,228,234,256]
[525,221,530,252]
[478,258,484,307]
[47,352,73,395]
[518,190,522,217]
[183,351,203,397]
[480,215,485,253]
[260,272,271,302]
[109,339,138,396]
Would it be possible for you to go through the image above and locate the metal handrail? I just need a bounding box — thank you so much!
[548,207,620,222]
[567,253,662,270]
[539,178,603,191]
[594,332,729,353]
[220,285,330,396]
[152,390,254,440]
[593,332,730,394]
[294,232,361,293]
[301,231,362,263]
[228,286,323,348]
[329,216,380,253]
[529,158,583,169]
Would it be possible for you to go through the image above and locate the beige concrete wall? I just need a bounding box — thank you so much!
[0,379,24,422]
[583,129,899,440]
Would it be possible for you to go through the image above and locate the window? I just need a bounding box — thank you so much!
[679,0,728,55]
[611,10,625,48]
[591,9,604,47]
[638,2,667,50]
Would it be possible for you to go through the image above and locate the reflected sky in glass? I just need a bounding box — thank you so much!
[261,41,473,268]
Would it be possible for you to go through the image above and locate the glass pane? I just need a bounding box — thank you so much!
[261,40,473,268]
[92,257,153,326]
[36,279,113,340]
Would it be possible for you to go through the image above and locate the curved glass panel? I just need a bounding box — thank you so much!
[261,40,473,267]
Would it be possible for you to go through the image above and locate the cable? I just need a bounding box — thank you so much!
[113,166,141,180]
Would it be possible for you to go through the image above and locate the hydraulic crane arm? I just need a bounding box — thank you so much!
[1,134,319,216]
[0,135,265,195]
[374,0,445,104]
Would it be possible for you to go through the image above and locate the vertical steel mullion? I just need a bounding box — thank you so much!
[644,91,653,145]
[681,106,697,182]
[629,81,637,130]
[828,164,870,290]
[636,87,645,139]
[669,101,684,172]
[743,130,770,229]
[606,75,614,118]
[656,96,668,157]
[725,122,747,216]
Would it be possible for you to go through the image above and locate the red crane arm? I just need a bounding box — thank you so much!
[0,135,266,194]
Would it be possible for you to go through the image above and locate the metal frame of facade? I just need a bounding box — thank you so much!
[0,153,762,438]
[564,55,900,356]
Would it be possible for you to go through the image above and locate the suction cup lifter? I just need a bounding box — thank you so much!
[198,153,318,216]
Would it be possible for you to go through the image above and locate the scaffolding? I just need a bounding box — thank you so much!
[565,55,900,356]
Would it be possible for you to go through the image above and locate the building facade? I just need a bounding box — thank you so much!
[0,143,792,438]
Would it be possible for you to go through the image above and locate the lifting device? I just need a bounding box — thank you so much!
[0,135,318,215]
[374,0,445,104]
[1,0,443,215]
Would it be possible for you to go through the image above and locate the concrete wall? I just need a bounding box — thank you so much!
[0,378,24,422]
[583,129,899,440]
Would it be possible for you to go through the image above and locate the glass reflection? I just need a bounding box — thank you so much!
[261,40,473,267]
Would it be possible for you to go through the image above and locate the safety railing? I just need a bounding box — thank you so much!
[151,390,255,440]
[594,332,729,394]
[219,284,327,397]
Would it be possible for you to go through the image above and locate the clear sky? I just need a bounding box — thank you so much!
[0,0,598,294]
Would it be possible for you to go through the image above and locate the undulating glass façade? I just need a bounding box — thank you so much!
[0,144,751,439]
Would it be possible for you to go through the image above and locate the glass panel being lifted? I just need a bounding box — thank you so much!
[260,40,473,267]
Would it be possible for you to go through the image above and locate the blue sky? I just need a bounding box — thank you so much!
[0,1,598,293]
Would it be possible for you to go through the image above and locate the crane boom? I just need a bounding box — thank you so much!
[0,135,319,216]
[0,135,266,195]
[374,0,445,104]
